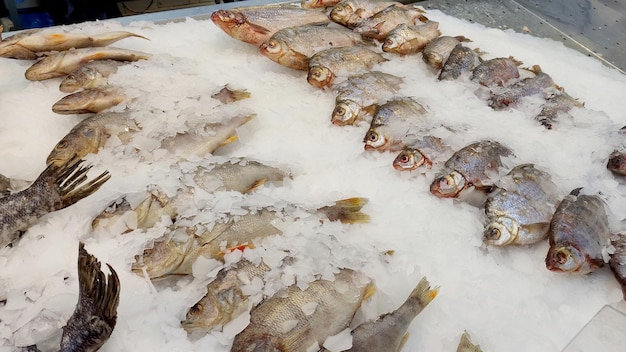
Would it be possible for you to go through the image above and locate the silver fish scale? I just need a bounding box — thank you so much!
[444,140,513,187]
[309,46,385,75]
[422,36,462,69]
[489,72,558,110]
[272,25,363,57]
[471,57,520,87]
[335,72,404,106]
[609,234,626,299]
[438,44,480,81]
[371,98,427,127]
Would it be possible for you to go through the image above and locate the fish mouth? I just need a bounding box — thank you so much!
[545,246,582,272]
[307,67,332,89]
[429,171,465,198]
[259,40,281,55]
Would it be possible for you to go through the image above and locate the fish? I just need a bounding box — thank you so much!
[392,136,453,171]
[438,44,481,81]
[131,198,370,279]
[211,86,251,104]
[210,5,330,46]
[534,92,584,129]
[332,71,404,126]
[259,24,364,70]
[545,188,611,274]
[382,21,441,55]
[488,66,561,110]
[609,233,626,300]
[363,97,428,152]
[422,35,469,69]
[25,47,151,81]
[182,259,272,335]
[192,158,290,194]
[52,86,126,114]
[230,268,374,352]
[59,242,120,351]
[330,0,404,28]
[470,56,521,87]
[0,29,147,60]
[0,157,110,248]
[354,5,429,40]
[301,0,342,8]
[608,150,626,176]
[430,140,514,199]
[59,60,125,93]
[456,331,483,352]
[46,111,140,167]
[307,46,388,89]
[483,164,560,246]
[338,277,438,352]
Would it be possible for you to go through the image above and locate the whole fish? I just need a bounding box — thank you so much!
[132,198,370,279]
[363,97,428,152]
[0,158,110,248]
[25,47,151,81]
[210,5,330,45]
[52,86,126,114]
[59,60,125,93]
[0,29,147,60]
[483,164,560,246]
[470,57,521,87]
[192,158,289,194]
[46,111,140,167]
[301,0,342,8]
[60,242,120,351]
[259,24,364,70]
[307,46,387,89]
[182,259,272,334]
[457,331,483,352]
[545,188,610,274]
[488,66,561,110]
[438,44,481,81]
[230,268,374,352]
[330,0,403,28]
[422,35,469,69]
[392,136,453,171]
[609,234,626,300]
[354,5,429,40]
[430,140,514,199]
[338,277,437,352]
[332,71,404,125]
[382,21,440,55]
[534,92,584,129]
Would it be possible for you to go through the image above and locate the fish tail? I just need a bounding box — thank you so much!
[457,331,483,352]
[407,277,439,311]
[91,31,150,46]
[78,243,120,325]
[318,197,370,224]
[48,157,110,209]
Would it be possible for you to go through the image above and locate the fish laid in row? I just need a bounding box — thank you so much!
[52,86,126,115]
[438,44,481,81]
[59,60,126,93]
[422,35,470,70]
[488,65,561,110]
[330,0,405,29]
[393,135,453,171]
[307,45,387,89]
[471,56,521,87]
[545,188,611,274]
[211,4,330,46]
[382,21,441,55]
[483,164,560,246]
[0,26,147,60]
[354,5,428,41]
[0,158,110,248]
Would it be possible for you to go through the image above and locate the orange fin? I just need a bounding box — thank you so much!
[244,178,266,194]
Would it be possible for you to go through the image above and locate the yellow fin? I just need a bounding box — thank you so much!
[399,332,409,351]
[219,135,239,147]
[363,282,376,300]
[318,197,370,224]
[244,178,266,194]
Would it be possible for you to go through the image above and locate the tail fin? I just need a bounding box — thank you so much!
[457,331,483,352]
[47,157,110,209]
[407,276,439,311]
[318,197,370,224]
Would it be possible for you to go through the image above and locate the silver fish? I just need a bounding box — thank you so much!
[330,0,403,28]
[438,44,481,81]
[52,86,126,115]
[59,60,125,93]
[301,0,342,8]
[0,158,110,248]
[332,71,404,125]
[354,5,428,40]
[392,136,453,171]
[0,29,147,60]
[25,47,150,81]
[363,97,428,152]
[382,21,440,55]
[609,233,626,300]
[488,66,561,110]
[546,188,611,274]
[422,35,469,69]
[430,140,514,199]
[534,92,584,129]
[192,158,290,194]
[230,269,374,352]
[470,56,521,87]
[307,46,387,89]
[483,164,560,246]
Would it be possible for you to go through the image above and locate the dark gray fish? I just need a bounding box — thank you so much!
[534,92,584,129]
[0,158,110,248]
[60,242,120,351]
[546,188,610,274]
[471,57,521,87]
[422,35,469,69]
[609,233,626,300]
[488,66,561,110]
[438,44,480,81]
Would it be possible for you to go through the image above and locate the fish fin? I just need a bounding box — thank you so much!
[361,104,378,117]
[508,56,523,66]
[91,31,151,46]
[49,157,111,209]
[318,197,370,224]
[417,14,429,23]
[409,276,439,309]
[244,179,266,194]
[457,331,482,352]
[246,22,272,35]
[221,243,255,256]
[220,135,239,147]
[399,333,409,351]
[211,86,251,104]
[569,187,583,196]
[517,223,550,244]
[455,35,471,42]
[363,282,376,300]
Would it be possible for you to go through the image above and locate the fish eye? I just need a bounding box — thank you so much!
[55,140,68,150]
[189,303,203,315]
[485,227,501,240]
[367,131,379,142]
[398,153,411,163]
[334,106,346,117]
[555,250,569,264]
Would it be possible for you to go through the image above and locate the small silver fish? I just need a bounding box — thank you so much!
[59,60,125,93]
[382,21,440,55]
[363,97,428,152]
[438,44,481,81]
[330,0,403,28]
[470,56,521,87]
[392,136,453,171]
[52,86,126,115]
[307,46,387,89]
[422,35,469,69]
[354,5,428,40]
[488,65,561,110]
[534,92,584,129]
[546,188,610,274]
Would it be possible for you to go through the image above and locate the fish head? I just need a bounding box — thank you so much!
[46,126,102,166]
[211,10,244,29]
[331,100,361,125]
[363,127,388,151]
[25,55,64,81]
[60,67,98,93]
[393,149,427,171]
[545,245,586,272]
[131,231,192,279]
[330,3,354,23]
[382,33,403,53]
[259,38,289,61]
[483,217,519,246]
[181,294,223,335]
[430,171,466,198]
[307,65,334,89]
